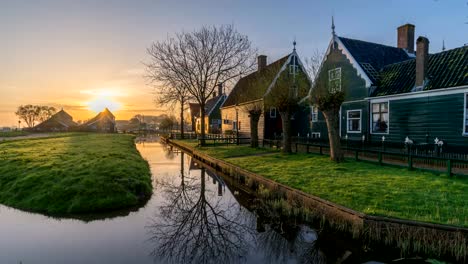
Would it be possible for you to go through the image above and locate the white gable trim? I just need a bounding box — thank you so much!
[334,36,373,88]
[304,35,373,102]
[263,53,292,96]
[368,85,468,103]
[207,95,227,116]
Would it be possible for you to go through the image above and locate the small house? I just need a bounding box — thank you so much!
[33,109,77,132]
[80,108,116,133]
[221,49,311,140]
[194,84,227,134]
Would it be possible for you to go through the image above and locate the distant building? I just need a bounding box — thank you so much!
[33,109,77,132]
[189,103,200,132]
[79,108,116,133]
[193,83,227,134]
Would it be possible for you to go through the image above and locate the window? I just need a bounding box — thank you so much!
[310,132,321,138]
[347,110,361,133]
[289,65,299,75]
[311,106,318,122]
[233,121,237,131]
[464,94,468,135]
[328,67,341,93]
[270,107,277,118]
[371,102,389,133]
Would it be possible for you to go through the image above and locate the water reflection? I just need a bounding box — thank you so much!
[147,152,256,263]
[148,148,362,264]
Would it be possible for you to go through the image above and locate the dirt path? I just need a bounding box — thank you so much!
[0,133,52,142]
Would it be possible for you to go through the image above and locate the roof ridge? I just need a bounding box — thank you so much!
[338,36,404,51]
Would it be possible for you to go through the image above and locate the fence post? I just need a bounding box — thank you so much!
[355,150,359,161]
[295,143,298,153]
[447,159,452,177]
[378,151,382,165]
[408,153,413,170]
[306,145,309,154]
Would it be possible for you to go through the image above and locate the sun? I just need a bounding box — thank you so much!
[84,89,123,113]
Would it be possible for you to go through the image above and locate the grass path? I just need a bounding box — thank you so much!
[0,133,152,215]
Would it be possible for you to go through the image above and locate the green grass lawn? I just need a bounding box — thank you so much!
[181,141,468,227]
[173,139,279,159]
[0,133,151,215]
[0,130,31,137]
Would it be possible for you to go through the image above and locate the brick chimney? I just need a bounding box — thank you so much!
[397,24,415,53]
[257,55,267,71]
[415,36,429,88]
[213,83,223,98]
[217,83,223,96]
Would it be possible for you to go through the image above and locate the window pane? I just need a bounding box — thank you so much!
[348,111,360,118]
[372,113,380,122]
[381,102,389,112]
[372,104,379,113]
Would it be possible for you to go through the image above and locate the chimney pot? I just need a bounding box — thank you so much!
[397,24,415,53]
[257,55,267,71]
[415,36,429,88]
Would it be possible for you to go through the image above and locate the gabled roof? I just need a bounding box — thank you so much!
[35,109,76,128]
[222,55,290,107]
[372,46,468,96]
[338,37,411,83]
[206,95,226,116]
[82,108,115,127]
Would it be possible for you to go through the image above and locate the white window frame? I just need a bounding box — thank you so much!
[311,106,318,122]
[328,67,342,93]
[463,92,468,136]
[270,107,277,118]
[346,109,362,133]
[310,132,321,138]
[370,101,390,135]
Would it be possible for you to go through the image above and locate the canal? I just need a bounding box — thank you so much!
[0,141,430,263]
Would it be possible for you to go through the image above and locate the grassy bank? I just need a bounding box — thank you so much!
[0,133,152,214]
[178,141,468,227]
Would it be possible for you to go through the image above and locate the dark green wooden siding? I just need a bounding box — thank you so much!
[369,93,468,146]
[310,46,369,140]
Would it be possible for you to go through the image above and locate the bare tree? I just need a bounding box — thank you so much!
[15,105,56,128]
[145,73,193,138]
[304,49,325,81]
[145,25,256,145]
[240,101,263,148]
[147,166,255,263]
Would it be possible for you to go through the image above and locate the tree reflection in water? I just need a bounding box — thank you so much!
[146,152,256,264]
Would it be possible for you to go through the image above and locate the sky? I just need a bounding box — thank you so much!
[1,0,467,127]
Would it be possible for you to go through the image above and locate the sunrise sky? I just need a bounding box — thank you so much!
[1,0,467,127]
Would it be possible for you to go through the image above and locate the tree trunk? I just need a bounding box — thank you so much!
[279,109,292,154]
[200,105,206,146]
[322,109,344,162]
[249,111,261,148]
[180,100,185,139]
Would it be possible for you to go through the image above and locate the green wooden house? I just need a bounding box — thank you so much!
[309,22,468,148]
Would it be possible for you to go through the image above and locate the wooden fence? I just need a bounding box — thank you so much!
[294,142,468,176]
